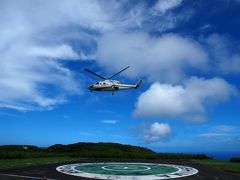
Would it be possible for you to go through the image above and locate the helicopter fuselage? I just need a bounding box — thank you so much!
[84,66,142,94]
[88,80,138,92]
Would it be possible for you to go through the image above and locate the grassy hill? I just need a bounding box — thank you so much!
[48,142,156,159]
[0,142,211,160]
[0,142,156,159]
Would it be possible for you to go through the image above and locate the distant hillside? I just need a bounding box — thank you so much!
[0,145,40,151]
[48,142,157,159]
[0,142,211,160]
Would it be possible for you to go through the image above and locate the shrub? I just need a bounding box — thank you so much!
[230,157,240,163]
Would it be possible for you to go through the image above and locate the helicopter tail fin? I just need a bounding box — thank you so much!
[135,79,143,89]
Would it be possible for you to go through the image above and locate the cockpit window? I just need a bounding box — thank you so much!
[96,82,99,85]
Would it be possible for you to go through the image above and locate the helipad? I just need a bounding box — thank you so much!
[56,162,198,179]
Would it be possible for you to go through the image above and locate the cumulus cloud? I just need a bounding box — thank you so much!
[97,32,208,83]
[2,0,188,111]
[154,0,183,13]
[1,0,142,110]
[0,1,101,110]
[144,122,172,142]
[1,0,238,112]
[134,77,237,122]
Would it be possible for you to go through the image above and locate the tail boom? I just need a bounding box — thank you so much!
[134,79,143,89]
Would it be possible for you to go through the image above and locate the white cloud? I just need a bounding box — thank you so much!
[27,44,80,60]
[0,1,238,112]
[196,132,240,145]
[134,77,237,122]
[1,0,113,32]
[0,0,112,110]
[154,0,183,13]
[197,133,227,139]
[214,125,236,133]
[200,24,211,31]
[196,124,240,144]
[204,34,240,74]
[0,50,79,110]
[0,0,155,110]
[97,32,208,83]
[144,122,171,142]
[101,120,118,124]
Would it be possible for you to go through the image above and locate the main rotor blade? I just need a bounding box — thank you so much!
[108,66,130,79]
[84,68,106,80]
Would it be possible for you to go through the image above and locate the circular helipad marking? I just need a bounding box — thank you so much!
[102,165,151,171]
[56,162,198,180]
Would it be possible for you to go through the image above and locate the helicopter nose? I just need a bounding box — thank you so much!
[88,85,93,90]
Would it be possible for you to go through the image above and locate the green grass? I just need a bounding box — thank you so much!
[194,159,240,173]
[0,156,79,169]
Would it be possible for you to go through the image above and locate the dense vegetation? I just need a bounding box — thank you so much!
[230,157,240,163]
[48,142,156,159]
[0,145,62,159]
[0,142,211,160]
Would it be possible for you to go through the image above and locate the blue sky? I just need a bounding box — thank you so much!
[0,0,240,154]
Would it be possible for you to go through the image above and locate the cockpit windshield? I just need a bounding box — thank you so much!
[95,82,99,85]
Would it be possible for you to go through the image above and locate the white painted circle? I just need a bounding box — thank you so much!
[101,165,151,171]
[56,162,199,180]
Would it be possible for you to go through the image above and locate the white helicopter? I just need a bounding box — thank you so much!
[84,66,142,95]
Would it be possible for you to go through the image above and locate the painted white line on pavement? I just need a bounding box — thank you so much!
[0,173,57,180]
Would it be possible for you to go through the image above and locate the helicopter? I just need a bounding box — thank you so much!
[84,66,142,95]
